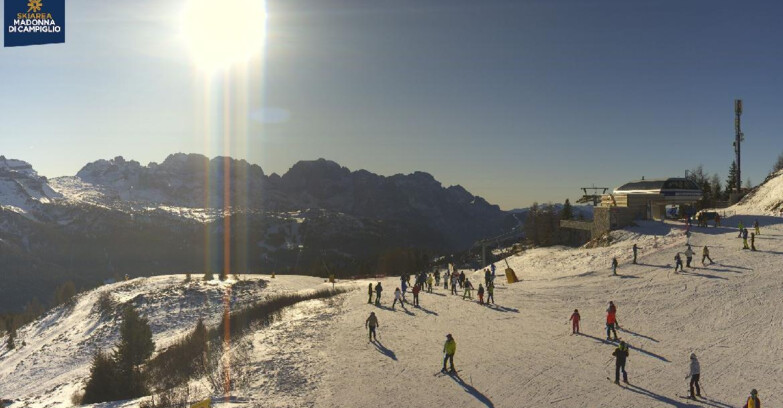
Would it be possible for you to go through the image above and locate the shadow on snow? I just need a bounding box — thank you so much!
[449,373,494,408]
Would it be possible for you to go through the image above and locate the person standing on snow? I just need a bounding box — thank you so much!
[632,244,639,264]
[365,312,379,342]
[612,257,618,275]
[570,309,581,334]
[674,253,684,272]
[751,232,757,251]
[613,341,629,384]
[434,269,441,287]
[484,268,491,287]
[486,282,495,305]
[743,228,750,250]
[401,279,408,301]
[442,334,457,373]
[738,221,745,238]
[374,282,383,306]
[754,219,760,235]
[477,284,485,304]
[459,271,466,288]
[702,246,713,266]
[606,301,618,341]
[412,283,421,307]
[426,274,434,293]
[686,353,701,399]
[368,283,374,304]
[491,263,496,284]
[392,288,404,309]
[684,244,695,268]
[463,278,474,300]
[742,389,760,408]
[451,274,459,295]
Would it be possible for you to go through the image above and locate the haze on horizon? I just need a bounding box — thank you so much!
[2,0,783,210]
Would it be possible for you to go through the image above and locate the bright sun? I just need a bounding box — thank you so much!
[182,0,266,71]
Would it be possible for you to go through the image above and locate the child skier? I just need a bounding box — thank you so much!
[702,246,713,266]
[365,312,379,342]
[426,274,434,293]
[684,244,695,268]
[687,353,701,399]
[738,221,745,237]
[751,232,757,251]
[612,257,618,275]
[477,284,484,304]
[632,244,639,264]
[451,275,459,295]
[613,341,629,384]
[570,309,581,334]
[606,301,618,341]
[442,334,457,373]
[412,284,421,307]
[754,219,760,235]
[674,253,683,272]
[743,228,749,249]
[742,389,760,408]
[392,288,404,309]
[368,283,374,304]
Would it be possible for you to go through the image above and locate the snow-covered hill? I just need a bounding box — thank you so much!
[733,169,783,214]
[4,210,783,407]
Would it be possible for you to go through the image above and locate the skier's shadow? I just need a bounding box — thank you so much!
[619,327,659,343]
[678,270,728,280]
[622,384,703,407]
[372,340,397,361]
[448,373,494,408]
[415,305,439,316]
[375,304,394,311]
[428,292,447,297]
[485,305,519,313]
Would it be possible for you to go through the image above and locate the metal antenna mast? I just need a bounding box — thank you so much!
[733,99,744,191]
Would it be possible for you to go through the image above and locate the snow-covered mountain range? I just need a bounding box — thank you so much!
[0,154,513,312]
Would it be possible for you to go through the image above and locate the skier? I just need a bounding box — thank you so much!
[684,244,695,268]
[570,309,581,334]
[477,284,485,305]
[613,341,629,384]
[368,283,374,304]
[463,279,473,300]
[444,270,449,290]
[702,246,713,266]
[459,271,466,288]
[611,257,618,275]
[434,270,441,286]
[674,253,683,272]
[754,219,760,235]
[484,268,491,287]
[751,232,757,251]
[442,334,456,373]
[738,221,745,238]
[392,288,404,309]
[401,279,408,301]
[742,389,760,408]
[715,213,721,227]
[486,282,495,304]
[632,244,639,264]
[451,274,459,295]
[743,228,750,250]
[365,312,379,342]
[686,353,701,399]
[412,284,421,307]
[490,263,496,283]
[426,274,434,293]
[606,301,618,341]
[374,282,383,306]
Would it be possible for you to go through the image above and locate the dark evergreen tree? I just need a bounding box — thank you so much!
[6,326,15,350]
[561,199,573,220]
[773,151,783,175]
[82,351,119,404]
[112,305,155,399]
[725,161,738,198]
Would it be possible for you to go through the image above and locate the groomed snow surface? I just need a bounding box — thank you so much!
[4,213,783,407]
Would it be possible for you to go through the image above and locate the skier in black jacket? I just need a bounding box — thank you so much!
[613,341,629,384]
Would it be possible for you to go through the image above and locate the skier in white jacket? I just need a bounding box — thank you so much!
[687,353,701,399]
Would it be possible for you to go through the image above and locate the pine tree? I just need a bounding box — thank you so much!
[113,305,155,399]
[725,161,738,198]
[82,351,119,404]
[6,327,15,350]
[773,151,783,175]
[561,199,573,220]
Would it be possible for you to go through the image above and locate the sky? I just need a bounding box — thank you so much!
[2,0,783,210]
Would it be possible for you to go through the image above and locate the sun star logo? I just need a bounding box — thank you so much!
[27,0,42,12]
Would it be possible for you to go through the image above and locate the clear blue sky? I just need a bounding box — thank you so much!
[2,0,783,210]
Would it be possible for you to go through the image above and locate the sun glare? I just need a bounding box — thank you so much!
[182,0,266,71]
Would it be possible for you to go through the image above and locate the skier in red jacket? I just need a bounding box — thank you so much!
[570,309,581,334]
[606,301,618,341]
